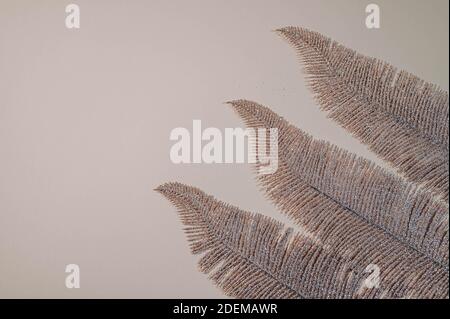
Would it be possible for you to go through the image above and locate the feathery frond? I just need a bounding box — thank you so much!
[156,182,448,299]
[276,27,449,202]
[227,99,449,269]
[156,26,449,299]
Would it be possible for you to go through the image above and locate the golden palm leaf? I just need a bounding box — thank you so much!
[156,27,449,299]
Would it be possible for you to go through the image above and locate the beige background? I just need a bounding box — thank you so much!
[0,0,448,298]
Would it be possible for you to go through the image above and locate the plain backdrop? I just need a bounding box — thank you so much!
[0,0,448,298]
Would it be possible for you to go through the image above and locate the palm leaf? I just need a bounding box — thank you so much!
[276,27,449,202]
[156,182,448,298]
[227,99,449,269]
[156,27,449,299]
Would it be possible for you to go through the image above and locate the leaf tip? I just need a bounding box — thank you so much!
[154,182,183,196]
[274,26,300,39]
